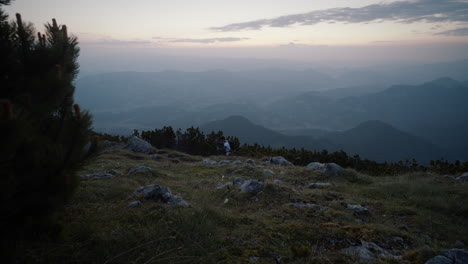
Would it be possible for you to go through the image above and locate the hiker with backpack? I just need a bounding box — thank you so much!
[217,136,231,156]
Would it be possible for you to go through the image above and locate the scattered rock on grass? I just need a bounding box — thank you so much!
[273,179,283,185]
[128,166,152,175]
[264,169,275,175]
[342,240,399,262]
[308,182,332,188]
[456,175,468,183]
[130,184,188,207]
[127,201,142,208]
[126,136,155,154]
[245,159,256,166]
[305,162,343,176]
[270,156,294,166]
[283,203,327,210]
[202,159,218,166]
[80,171,114,179]
[233,177,245,185]
[218,160,231,165]
[346,204,369,213]
[425,249,468,264]
[240,180,263,193]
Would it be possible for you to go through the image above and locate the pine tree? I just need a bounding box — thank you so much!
[0,0,92,254]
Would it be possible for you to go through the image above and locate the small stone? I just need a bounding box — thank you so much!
[126,136,155,154]
[233,177,245,185]
[346,204,369,213]
[107,169,119,175]
[218,160,231,165]
[424,255,452,264]
[128,166,153,175]
[283,203,326,210]
[240,180,263,193]
[202,159,218,166]
[264,169,275,175]
[80,171,114,179]
[245,159,256,165]
[273,179,283,185]
[305,162,343,176]
[127,201,142,208]
[308,182,332,188]
[270,156,294,166]
[232,160,243,165]
[216,182,233,190]
[456,175,468,183]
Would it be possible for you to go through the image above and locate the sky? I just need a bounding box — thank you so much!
[4,0,468,71]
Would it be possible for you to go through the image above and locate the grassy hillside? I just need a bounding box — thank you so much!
[17,146,468,263]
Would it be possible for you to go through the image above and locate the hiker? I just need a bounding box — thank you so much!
[217,136,231,156]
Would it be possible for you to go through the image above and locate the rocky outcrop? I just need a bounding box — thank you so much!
[270,156,294,166]
[126,136,155,154]
[130,184,188,207]
[305,162,343,176]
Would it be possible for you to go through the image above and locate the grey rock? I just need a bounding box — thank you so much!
[245,159,256,165]
[107,169,119,175]
[441,249,468,264]
[126,136,155,154]
[342,240,398,262]
[128,166,153,175]
[218,160,231,165]
[264,169,275,175]
[462,172,468,177]
[149,154,160,160]
[240,180,263,193]
[273,179,283,185]
[425,255,452,264]
[130,184,188,206]
[284,203,326,210]
[127,201,142,208]
[270,156,294,166]
[167,196,189,207]
[233,177,245,185]
[261,160,271,166]
[456,175,468,183]
[80,171,114,179]
[347,204,369,213]
[232,160,243,165]
[305,162,343,176]
[216,182,233,190]
[202,159,218,166]
[308,182,332,188]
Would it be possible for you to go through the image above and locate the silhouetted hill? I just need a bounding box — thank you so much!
[201,116,335,151]
[324,120,443,162]
[269,78,468,159]
[201,116,444,163]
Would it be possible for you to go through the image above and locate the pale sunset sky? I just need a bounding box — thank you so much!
[5,0,468,70]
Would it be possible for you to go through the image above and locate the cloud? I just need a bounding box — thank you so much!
[82,39,152,46]
[435,27,468,36]
[154,37,250,43]
[210,0,468,31]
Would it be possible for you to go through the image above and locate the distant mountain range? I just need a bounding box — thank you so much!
[76,66,468,161]
[267,77,468,160]
[201,116,443,163]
